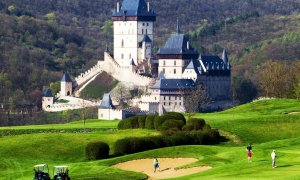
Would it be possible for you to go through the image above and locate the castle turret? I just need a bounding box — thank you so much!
[112,0,156,67]
[42,88,54,110]
[156,21,198,79]
[222,48,229,65]
[60,73,73,97]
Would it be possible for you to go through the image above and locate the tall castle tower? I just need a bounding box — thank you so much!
[112,0,156,67]
[60,73,73,97]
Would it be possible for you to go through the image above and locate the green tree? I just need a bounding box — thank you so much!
[7,5,15,14]
[50,81,61,96]
[101,20,113,34]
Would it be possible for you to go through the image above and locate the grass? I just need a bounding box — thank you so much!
[0,119,119,130]
[0,98,300,179]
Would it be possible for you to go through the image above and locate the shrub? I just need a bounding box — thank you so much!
[114,137,158,155]
[86,142,109,160]
[164,112,186,124]
[188,131,205,144]
[154,116,166,130]
[163,133,193,146]
[138,115,147,128]
[161,119,185,131]
[202,129,222,145]
[117,116,139,129]
[183,118,206,131]
[145,115,157,129]
[114,138,132,155]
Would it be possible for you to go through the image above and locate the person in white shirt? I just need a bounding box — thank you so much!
[271,150,277,168]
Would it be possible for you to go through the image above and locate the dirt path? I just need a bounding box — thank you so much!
[113,158,212,179]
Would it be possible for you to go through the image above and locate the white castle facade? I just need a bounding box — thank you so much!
[42,0,231,120]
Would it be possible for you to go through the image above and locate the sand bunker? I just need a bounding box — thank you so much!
[113,158,212,179]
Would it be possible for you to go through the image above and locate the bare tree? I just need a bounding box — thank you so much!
[184,85,210,120]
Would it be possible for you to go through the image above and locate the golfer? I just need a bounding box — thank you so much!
[246,144,253,162]
[271,150,277,168]
[153,158,160,172]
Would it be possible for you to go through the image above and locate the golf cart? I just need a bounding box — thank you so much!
[53,166,70,180]
[33,164,51,180]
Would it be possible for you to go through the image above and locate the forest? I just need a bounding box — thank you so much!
[0,0,300,112]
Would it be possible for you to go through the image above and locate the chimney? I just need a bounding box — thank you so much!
[147,2,150,12]
[117,2,120,13]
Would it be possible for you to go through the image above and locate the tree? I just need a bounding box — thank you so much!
[50,81,60,97]
[293,74,300,100]
[184,85,209,120]
[258,60,288,98]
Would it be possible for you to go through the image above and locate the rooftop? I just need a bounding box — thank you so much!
[157,33,198,55]
[61,73,72,82]
[99,93,115,109]
[112,0,156,19]
[151,79,196,90]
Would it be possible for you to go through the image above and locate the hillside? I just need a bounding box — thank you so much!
[1,99,300,179]
[1,0,300,109]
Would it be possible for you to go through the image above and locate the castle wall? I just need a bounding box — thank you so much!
[42,97,54,110]
[197,76,231,100]
[98,108,125,120]
[158,59,189,78]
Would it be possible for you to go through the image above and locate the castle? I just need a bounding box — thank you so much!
[42,0,231,120]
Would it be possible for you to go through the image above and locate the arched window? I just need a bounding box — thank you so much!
[121,39,124,47]
[121,54,124,59]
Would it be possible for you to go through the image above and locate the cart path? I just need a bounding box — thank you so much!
[113,158,212,179]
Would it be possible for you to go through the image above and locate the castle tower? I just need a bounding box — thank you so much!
[156,21,198,79]
[112,0,156,67]
[42,88,54,110]
[60,73,73,97]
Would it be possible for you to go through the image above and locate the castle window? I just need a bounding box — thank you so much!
[174,69,176,74]
[174,61,176,66]
[121,39,124,47]
[169,102,171,106]
[169,97,171,100]
[146,29,148,34]
[143,23,145,26]
[163,61,166,66]
[175,97,177,100]
[129,54,131,59]
[162,68,165,74]
[147,23,149,26]
[155,97,157,100]
[121,54,124,59]
[164,96,166,100]
[179,102,182,106]
[142,29,144,34]
[164,102,166,106]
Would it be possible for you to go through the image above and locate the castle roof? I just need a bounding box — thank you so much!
[222,48,229,64]
[130,58,136,66]
[43,88,53,97]
[157,34,198,56]
[197,55,231,75]
[99,93,115,109]
[142,34,152,43]
[186,59,201,75]
[151,79,196,90]
[112,0,156,20]
[61,73,72,82]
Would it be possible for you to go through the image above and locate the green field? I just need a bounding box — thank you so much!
[0,99,300,179]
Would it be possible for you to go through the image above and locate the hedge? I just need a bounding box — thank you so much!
[183,118,206,131]
[114,129,223,155]
[145,115,157,129]
[86,142,109,160]
[161,119,185,131]
[118,113,187,130]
